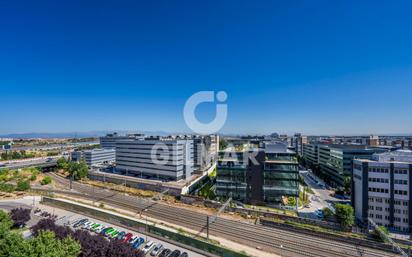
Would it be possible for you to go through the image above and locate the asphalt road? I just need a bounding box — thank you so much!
[48,173,397,257]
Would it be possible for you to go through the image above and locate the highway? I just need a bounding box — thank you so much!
[0,157,58,169]
[48,173,397,257]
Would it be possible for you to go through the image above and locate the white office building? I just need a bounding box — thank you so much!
[353,150,412,233]
[71,148,116,167]
[115,138,194,181]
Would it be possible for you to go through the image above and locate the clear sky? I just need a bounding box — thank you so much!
[1,1,411,135]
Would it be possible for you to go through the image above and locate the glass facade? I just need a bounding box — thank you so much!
[263,152,299,202]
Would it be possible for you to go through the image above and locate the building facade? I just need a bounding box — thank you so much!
[216,142,299,204]
[115,138,194,181]
[99,133,144,149]
[353,150,412,233]
[303,143,384,187]
[193,135,218,173]
[71,148,115,167]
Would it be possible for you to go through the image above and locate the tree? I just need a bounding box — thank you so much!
[56,157,68,170]
[335,204,354,229]
[16,180,30,191]
[29,231,81,257]
[68,160,88,180]
[0,210,13,236]
[106,238,144,257]
[219,138,228,150]
[10,208,31,228]
[0,229,30,256]
[343,176,351,194]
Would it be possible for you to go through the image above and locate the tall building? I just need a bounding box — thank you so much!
[263,142,299,202]
[353,150,412,232]
[216,142,299,204]
[70,148,115,167]
[99,133,144,149]
[192,135,218,173]
[115,138,194,181]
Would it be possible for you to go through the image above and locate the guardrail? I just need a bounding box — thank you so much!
[41,197,249,257]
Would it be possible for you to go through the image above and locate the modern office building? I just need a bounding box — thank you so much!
[216,148,249,201]
[353,150,412,232]
[216,142,299,204]
[99,133,145,149]
[115,138,194,181]
[302,143,386,187]
[263,142,299,202]
[193,135,218,173]
[70,148,116,167]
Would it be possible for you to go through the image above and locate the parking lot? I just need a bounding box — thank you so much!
[2,197,206,257]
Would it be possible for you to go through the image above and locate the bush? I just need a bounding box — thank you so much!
[16,180,30,191]
[10,208,31,228]
[0,183,15,193]
[30,174,37,181]
[41,176,52,185]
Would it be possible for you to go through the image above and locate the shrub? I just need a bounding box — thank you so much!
[16,180,30,191]
[30,174,37,181]
[41,176,52,185]
[0,183,15,193]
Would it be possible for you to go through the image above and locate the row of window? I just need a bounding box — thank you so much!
[369,168,389,173]
[369,206,409,214]
[395,169,408,174]
[369,214,409,223]
[369,187,389,193]
[368,177,389,183]
[394,179,408,185]
[394,190,408,195]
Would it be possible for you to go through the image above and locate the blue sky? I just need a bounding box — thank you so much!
[1,1,411,135]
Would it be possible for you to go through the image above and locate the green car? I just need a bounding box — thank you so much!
[91,223,101,231]
[104,228,114,236]
[110,230,120,238]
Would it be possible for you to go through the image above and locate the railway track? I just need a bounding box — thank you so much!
[49,174,397,257]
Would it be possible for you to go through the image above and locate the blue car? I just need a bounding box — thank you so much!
[132,237,145,249]
[116,231,126,240]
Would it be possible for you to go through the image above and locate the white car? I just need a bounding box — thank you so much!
[151,243,163,256]
[142,241,155,254]
[128,235,138,244]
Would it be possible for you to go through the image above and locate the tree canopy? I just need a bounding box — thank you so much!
[335,204,354,229]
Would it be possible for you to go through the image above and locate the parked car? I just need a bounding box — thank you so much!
[179,252,188,257]
[116,231,127,240]
[101,227,112,235]
[95,225,106,233]
[104,228,115,236]
[109,229,120,238]
[81,221,93,229]
[73,219,88,228]
[142,241,155,254]
[151,243,163,256]
[132,237,145,249]
[159,249,171,257]
[122,233,133,243]
[91,223,101,231]
[128,235,138,244]
[168,250,181,257]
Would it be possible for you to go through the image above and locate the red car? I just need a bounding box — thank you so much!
[122,233,133,243]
